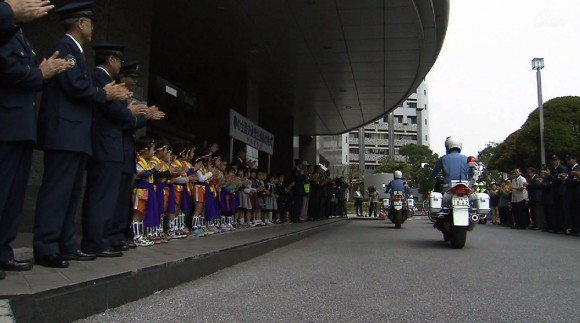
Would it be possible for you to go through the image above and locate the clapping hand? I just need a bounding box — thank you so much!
[128,101,148,116]
[104,81,132,101]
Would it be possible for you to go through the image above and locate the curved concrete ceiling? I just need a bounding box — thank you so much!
[151,0,449,136]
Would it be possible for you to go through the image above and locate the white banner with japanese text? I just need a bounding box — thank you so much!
[229,109,275,155]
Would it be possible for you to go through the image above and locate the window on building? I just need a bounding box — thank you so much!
[425,135,428,141]
[424,104,427,110]
[364,133,370,138]
[383,115,388,123]
[424,89,426,95]
[408,102,417,109]
[394,116,403,123]
[349,148,359,154]
[425,119,428,125]
[350,133,359,139]
[407,116,417,124]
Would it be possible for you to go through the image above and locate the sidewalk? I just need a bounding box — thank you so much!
[1,218,346,323]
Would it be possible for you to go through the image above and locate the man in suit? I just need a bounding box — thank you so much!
[231,147,255,172]
[0,0,69,280]
[81,44,147,257]
[0,0,54,45]
[34,1,131,268]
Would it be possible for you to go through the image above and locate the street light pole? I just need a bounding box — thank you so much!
[532,58,545,165]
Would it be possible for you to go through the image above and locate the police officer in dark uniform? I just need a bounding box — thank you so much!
[109,60,160,249]
[34,1,131,268]
[0,0,69,279]
[81,44,145,257]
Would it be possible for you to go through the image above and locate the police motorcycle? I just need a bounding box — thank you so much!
[424,156,490,249]
[386,190,409,228]
[384,171,411,228]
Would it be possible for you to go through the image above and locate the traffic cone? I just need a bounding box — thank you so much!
[379,208,385,220]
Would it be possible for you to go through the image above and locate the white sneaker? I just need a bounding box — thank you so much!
[134,235,155,247]
[226,223,236,231]
[169,230,187,239]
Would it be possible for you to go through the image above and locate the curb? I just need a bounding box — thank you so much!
[7,219,346,323]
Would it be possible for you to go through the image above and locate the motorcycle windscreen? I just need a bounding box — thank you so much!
[452,208,470,226]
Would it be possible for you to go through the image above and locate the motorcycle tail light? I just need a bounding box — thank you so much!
[467,156,477,168]
[393,194,403,199]
[450,186,471,196]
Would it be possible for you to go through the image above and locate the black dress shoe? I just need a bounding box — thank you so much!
[122,240,137,249]
[95,250,123,257]
[61,250,96,261]
[111,244,129,252]
[0,270,5,280]
[35,254,69,268]
[0,259,33,271]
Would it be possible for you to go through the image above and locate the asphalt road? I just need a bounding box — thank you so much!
[78,217,580,323]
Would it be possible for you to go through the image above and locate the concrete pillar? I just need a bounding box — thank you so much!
[298,136,317,165]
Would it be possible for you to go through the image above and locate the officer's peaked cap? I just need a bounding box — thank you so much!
[55,1,96,21]
[93,43,125,58]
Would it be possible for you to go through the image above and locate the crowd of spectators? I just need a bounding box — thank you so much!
[485,154,580,235]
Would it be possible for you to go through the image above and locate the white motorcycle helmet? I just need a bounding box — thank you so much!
[394,170,403,179]
[444,136,463,153]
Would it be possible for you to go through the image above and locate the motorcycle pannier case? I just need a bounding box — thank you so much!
[472,193,490,214]
[429,191,442,213]
[383,198,390,209]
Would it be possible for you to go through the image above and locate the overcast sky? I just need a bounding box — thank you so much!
[426,0,580,157]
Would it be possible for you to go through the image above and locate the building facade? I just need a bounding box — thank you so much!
[319,81,430,174]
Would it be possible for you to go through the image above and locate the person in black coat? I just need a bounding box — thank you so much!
[549,155,568,234]
[290,159,306,223]
[231,147,255,172]
[540,166,555,232]
[525,167,544,230]
[33,1,131,268]
[0,4,69,278]
[565,155,580,235]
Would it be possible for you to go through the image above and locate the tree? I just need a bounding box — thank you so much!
[477,142,498,166]
[374,144,439,194]
[488,96,580,171]
[399,143,438,164]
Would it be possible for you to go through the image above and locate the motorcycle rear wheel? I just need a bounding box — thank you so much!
[450,226,467,249]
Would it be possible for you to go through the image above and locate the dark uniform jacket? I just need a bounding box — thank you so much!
[0,3,18,45]
[37,35,106,155]
[91,67,133,162]
[121,98,146,174]
[0,28,43,142]
[526,174,543,204]
[292,166,306,196]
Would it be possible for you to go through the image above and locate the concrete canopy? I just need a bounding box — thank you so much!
[150,0,449,136]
